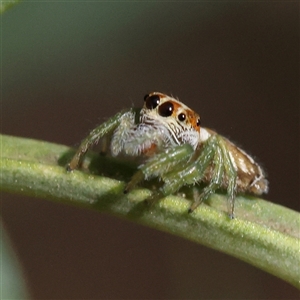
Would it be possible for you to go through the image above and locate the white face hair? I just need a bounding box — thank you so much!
[141,92,201,149]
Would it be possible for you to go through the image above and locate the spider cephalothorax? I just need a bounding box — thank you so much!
[68,92,268,218]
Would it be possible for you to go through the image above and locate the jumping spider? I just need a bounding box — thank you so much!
[67,92,268,218]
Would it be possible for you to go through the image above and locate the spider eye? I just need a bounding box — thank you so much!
[178,113,186,122]
[144,94,160,109]
[158,101,174,117]
[196,118,201,126]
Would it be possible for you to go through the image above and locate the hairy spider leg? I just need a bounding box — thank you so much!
[124,144,194,193]
[139,134,238,218]
[159,135,238,217]
[139,135,217,209]
[188,145,224,213]
[217,137,237,218]
[67,109,133,171]
[160,136,218,194]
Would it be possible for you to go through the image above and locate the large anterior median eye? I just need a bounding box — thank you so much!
[144,94,160,109]
[158,101,174,117]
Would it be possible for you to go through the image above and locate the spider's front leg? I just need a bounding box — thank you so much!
[67,108,134,171]
[124,144,194,193]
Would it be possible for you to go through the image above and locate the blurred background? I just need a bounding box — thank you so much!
[1,2,299,299]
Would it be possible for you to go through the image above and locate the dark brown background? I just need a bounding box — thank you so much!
[2,2,299,299]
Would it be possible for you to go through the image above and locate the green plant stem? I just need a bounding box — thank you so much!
[1,134,299,288]
[0,0,21,14]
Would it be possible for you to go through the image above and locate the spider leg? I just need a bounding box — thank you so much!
[189,145,224,212]
[145,135,238,218]
[67,108,133,171]
[218,137,237,219]
[144,136,217,206]
[159,135,218,196]
[189,135,237,218]
[124,144,194,193]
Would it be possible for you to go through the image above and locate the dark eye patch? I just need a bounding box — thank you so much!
[158,101,174,117]
[144,94,160,109]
